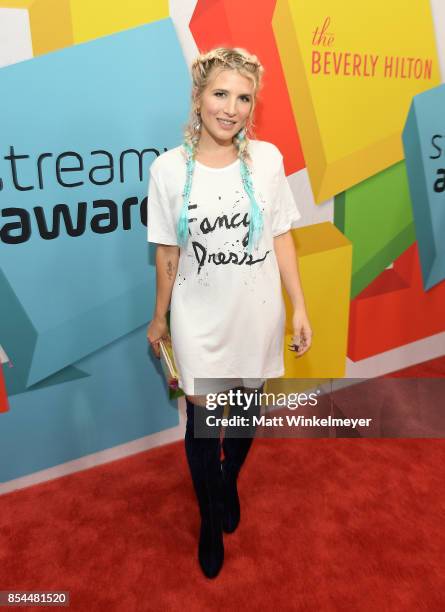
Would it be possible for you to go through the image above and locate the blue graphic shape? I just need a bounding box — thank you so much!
[402,84,445,290]
[0,20,190,388]
[0,326,179,483]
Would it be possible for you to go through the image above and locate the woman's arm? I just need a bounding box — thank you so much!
[274,231,305,310]
[154,244,180,318]
[273,231,312,356]
[147,244,180,357]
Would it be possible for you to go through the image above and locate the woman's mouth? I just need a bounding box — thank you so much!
[217,118,236,130]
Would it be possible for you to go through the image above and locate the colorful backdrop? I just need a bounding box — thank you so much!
[1,0,444,492]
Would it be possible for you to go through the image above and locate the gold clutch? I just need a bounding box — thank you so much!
[159,337,179,390]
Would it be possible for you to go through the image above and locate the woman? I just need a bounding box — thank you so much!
[146,47,312,579]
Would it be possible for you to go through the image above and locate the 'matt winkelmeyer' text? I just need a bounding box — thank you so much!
[206,415,373,428]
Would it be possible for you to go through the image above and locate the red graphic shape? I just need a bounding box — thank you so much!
[0,366,9,413]
[348,243,445,361]
[190,0,304,175]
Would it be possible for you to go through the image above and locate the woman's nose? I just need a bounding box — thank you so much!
[224,99,237,115]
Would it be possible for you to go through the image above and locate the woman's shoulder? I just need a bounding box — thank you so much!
[149,145,185,181]
[248,139,283,162]
[248,139,283,173]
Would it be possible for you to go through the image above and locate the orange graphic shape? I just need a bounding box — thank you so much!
[190,0,304,175]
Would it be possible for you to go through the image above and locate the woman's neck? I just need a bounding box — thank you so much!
[195,140,238,164]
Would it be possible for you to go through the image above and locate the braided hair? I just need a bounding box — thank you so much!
[178,47,265,254]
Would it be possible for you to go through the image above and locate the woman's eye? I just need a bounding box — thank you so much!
[214,92,250,102]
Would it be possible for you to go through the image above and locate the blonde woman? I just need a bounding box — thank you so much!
[146,47,312,579]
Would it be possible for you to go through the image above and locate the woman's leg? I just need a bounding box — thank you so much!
[186,394,209,407]
[184,395,225,579]
[221,383,264,533]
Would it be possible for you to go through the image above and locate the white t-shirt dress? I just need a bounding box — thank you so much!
[147,139,301,395]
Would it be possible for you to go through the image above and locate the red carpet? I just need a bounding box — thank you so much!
[1,357,444,611]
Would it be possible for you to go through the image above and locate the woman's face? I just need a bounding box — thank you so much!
[196,68,255,146]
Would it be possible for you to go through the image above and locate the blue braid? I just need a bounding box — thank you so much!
[177,138,264,253]
[240,158,264,254]
[177,142,195,247]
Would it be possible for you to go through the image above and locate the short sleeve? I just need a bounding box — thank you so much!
[271,156,301,237]
[146,168,178,245]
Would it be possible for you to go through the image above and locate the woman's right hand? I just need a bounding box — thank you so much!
[147,315,170,359]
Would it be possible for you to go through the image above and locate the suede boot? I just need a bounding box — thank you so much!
[184,397,225,578]
[221,384,263,533]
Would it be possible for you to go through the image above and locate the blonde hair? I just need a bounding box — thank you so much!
[182,47,265,163]
[177,47,265,253]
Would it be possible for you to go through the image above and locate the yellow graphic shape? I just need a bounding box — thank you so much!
[281,222,351,385]
[0,0,72,55]
[69,0,168,44]
[273,0,440,202]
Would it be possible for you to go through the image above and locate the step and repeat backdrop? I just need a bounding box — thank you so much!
[1,0,444,488]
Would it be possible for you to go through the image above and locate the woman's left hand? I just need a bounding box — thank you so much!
[289,307,312,357]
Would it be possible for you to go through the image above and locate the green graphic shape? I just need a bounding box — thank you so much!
[334,161,416,299]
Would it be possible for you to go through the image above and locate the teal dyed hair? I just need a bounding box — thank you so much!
[177,135,264,255]
[177,142,195,248]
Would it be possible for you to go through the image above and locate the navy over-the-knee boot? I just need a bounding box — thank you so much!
[221,384,263,534]
[184,397,225,579]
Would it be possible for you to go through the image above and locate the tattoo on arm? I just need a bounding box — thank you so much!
[166,260,174,281]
